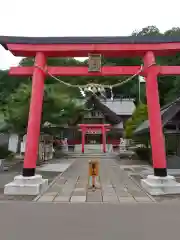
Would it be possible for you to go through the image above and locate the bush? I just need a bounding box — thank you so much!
[135,147,152,164]
[125,103,151,163]
[0,145,14,160]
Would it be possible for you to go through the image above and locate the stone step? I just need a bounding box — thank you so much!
[68,152,115,156]
[67,154,117,159]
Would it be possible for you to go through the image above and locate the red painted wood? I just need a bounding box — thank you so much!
[79,124,110,128]
[9,66,34,76]
[7,43,180,57]
[9,66,140,76]
[81,131,85,153]
[47,66,140,76]
[23,52,46,169]
[144,51,167,170]
[9,65,180,77]
[159,66,180,75]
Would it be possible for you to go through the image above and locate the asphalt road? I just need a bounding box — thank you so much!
[0,202,179,240]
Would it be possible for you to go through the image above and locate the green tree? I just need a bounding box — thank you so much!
[128,26,180,105]
[3,83,30,133]
[132,25,162,36]
[3,83,84,134]
[125,103,148,139]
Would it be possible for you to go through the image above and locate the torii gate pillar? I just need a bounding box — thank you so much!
[4,52,48,196]
[141,51,180,195]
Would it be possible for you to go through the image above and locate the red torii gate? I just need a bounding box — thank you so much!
[79,124,111,153]
[3,36,180,195]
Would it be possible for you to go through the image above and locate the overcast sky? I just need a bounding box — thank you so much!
[0,0,179,70]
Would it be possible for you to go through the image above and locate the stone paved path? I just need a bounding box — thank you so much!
[36,156,155,203]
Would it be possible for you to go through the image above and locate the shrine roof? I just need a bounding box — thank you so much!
[134,97,180,135]
[102,99,135,115]
[1,35,180,49]
[85,94,123,125]
[81,98,135,116]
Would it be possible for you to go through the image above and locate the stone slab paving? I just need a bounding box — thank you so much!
[37,156,155,204]
[37,163,71,172]
[71,196,86,203]
[38,196,56,202]
[54,196,70,202]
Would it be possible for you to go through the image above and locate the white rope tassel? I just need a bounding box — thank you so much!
[79,87,86,97]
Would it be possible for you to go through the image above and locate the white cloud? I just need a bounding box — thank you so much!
[0,0,180,69]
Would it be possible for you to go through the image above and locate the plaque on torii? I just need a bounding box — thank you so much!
[88,54,101,72]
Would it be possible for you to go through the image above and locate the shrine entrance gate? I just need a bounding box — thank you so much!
[79,124,110,153]
[3,36,180,179]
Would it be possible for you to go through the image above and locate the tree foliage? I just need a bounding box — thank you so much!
[132,25,162,36]
[3,83,84,134]
[125,103,148,139]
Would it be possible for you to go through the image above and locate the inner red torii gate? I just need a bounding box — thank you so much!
[79,124,111,153]
[3,36,180,184]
